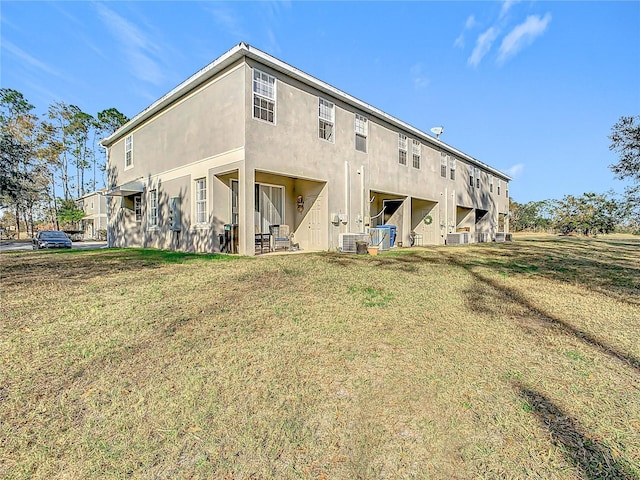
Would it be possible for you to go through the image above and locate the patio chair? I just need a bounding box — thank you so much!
[255,226,271,254]
[269,224,291,251]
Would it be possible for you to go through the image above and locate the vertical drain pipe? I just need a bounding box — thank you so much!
[360,165,365,233]
[451,189,456,233]
[344,161,350,232]
[444,188,448,239]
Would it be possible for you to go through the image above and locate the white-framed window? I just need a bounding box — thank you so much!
[449,157,456,180]
[125,135,133,168]
[195,178,207,224]
[255,183,284,234]
[134,195,142,222]
[318,98,335,142]
[440,153,447,177]
[498,179,502,196]
[355,114,367,152]
[253,69,276,123]
[412,139,421,169]
[469,165,474,187]
[398,133,408,166]
[475,167,481,188]
[490,175,494,193]
[149,189,158,227]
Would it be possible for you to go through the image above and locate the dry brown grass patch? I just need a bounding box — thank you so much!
[1,236,638,479]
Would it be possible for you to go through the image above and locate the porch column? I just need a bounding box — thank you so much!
[239,165,255,256]
[402,197,412,247]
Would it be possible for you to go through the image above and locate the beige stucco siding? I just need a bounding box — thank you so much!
[107,62,246,188]
[105,46,510,253]
[242,59,513,247]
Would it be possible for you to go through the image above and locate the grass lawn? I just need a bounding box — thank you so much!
[1,234,639,479]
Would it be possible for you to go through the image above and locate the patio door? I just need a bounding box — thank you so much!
[255,183,284,233]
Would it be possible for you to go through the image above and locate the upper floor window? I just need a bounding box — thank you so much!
[489,175,494,193]
[398,134,408,166]
[440,153,447,177]
[469,165,474,187]
[355,114,368,152]
[412,139,421,169]
[195,178,207,224]
[149,190,158,227]
[449,157,456,180]
[318,98,335,142]
[253,69,276,123]
[134,195,142,222]
[475,167,481,188]
[498,179,502,196]
[125,135,133,168]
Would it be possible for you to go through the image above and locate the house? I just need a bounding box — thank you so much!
[76,189,108,240]
[101,42,510,255]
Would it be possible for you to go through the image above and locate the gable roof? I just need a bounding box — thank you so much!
[101,42,511,181]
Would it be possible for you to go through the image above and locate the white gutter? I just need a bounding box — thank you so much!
[101,42,511,181]
[100,42,249,147]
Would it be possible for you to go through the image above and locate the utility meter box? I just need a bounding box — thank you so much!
[169,197,181,231]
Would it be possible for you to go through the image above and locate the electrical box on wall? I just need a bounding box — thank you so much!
[169,197,181,231]
[331,214,340,225]
[339,214,348,224]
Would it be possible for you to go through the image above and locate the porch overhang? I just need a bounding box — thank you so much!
[105,180,145,197]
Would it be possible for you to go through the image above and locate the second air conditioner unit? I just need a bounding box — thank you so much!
[339,233,370,253]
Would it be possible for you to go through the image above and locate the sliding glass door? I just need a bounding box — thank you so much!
[255,184,284,233]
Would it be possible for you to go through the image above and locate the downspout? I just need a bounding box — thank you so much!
[451,189,456,233]
[100,143,112,248]
[444,188,448,240]
[360,165,365,233]
[344,161,349,232]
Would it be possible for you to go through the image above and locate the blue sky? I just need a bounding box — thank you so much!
[1,1,638,203]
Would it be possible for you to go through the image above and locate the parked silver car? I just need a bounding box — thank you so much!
[32,231,73,250]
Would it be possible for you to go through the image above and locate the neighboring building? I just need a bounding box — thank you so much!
[76,189,107,240]
[101,42,510,255]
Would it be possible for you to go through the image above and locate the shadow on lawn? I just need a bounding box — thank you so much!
[446,251,640,373]
[0,248,238,287]
[476,238,640,306]
[515,382,637,480]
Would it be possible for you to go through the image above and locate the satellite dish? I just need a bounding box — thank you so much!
[430,126,444,139]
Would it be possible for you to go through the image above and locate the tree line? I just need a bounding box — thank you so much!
[509,115,640,236]
[2,86,637,239]
[0,88,128,237]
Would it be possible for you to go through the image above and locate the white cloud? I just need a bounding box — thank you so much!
[467,27,499,67]
[95,3,167,86]
[454,15,479,49]
[499,0,519,19]
[2,40,62,77]
[206,4,247,38]
[507,163,524,177]
[410,63,430,89]
[497,13,552,65]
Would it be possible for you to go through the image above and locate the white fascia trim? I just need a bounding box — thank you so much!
[241,44,511,182]
[100,42,249,147]
[100,41,511,182]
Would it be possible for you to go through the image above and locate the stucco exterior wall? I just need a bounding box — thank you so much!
[243,59,509,249]
[105,45,510,254]
[107,62,246,188]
